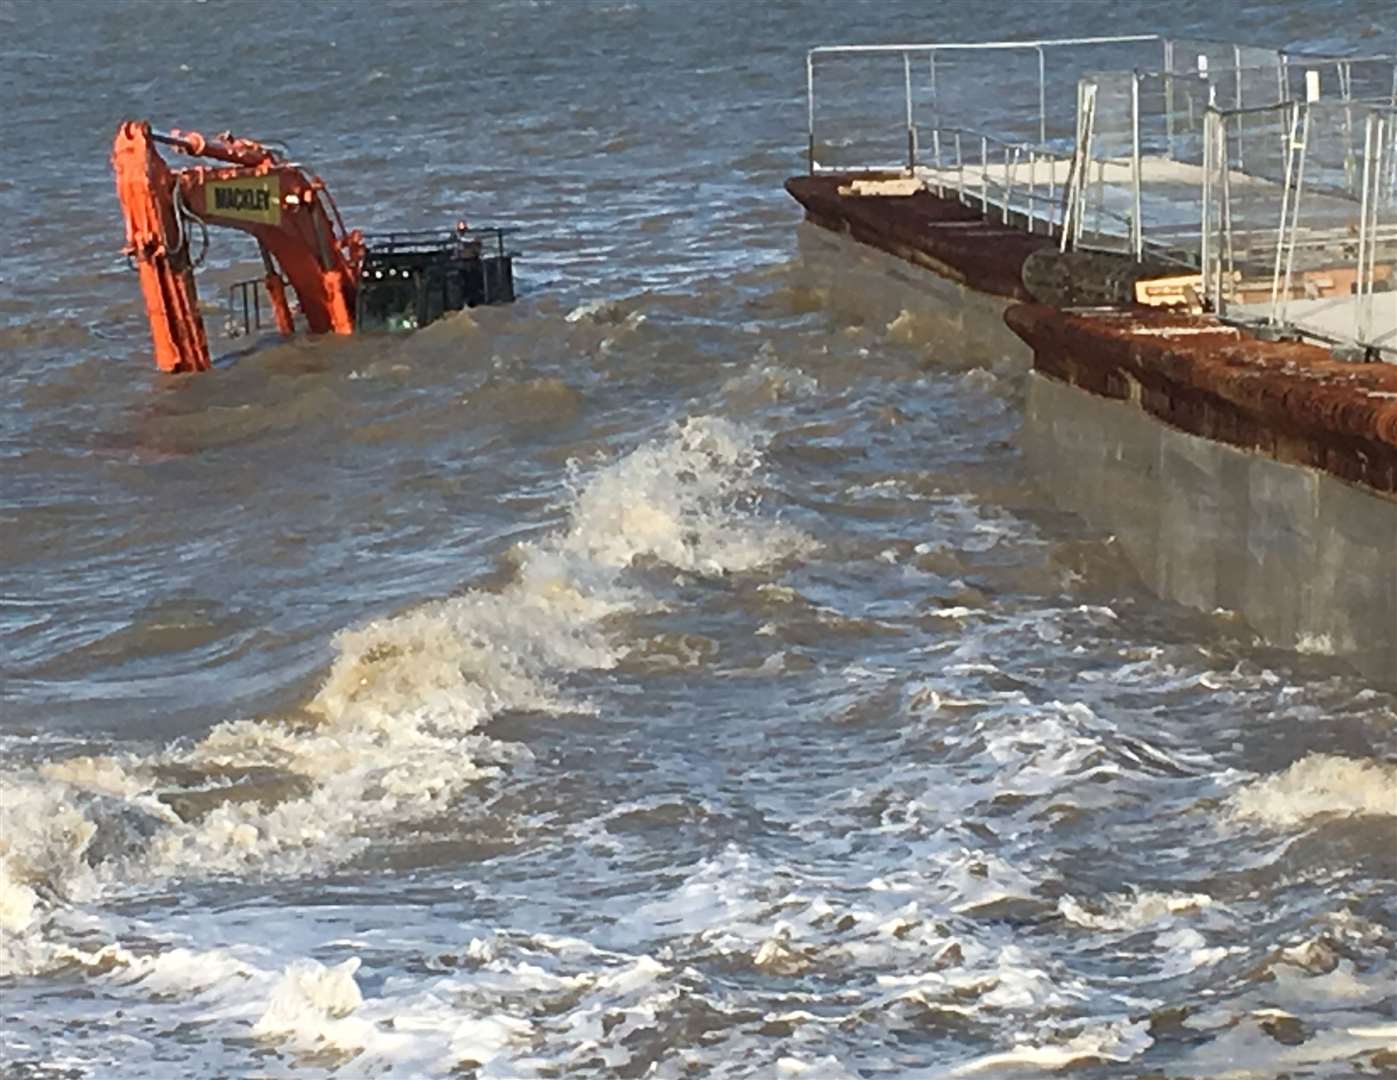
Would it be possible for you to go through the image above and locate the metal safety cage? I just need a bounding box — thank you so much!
[1201,98,1397,362]
[360,225,518,261]
[1062,54,1397,267]
[357,225,519,332]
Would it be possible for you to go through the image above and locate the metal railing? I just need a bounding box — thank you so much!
[225,278,267,339]
[360,225,517,261]
[917,125,1074,235]
[802,36,1363,176]
[806,35,1168,176]
[808,37,1394,270]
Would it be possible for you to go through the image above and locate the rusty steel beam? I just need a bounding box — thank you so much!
[1005,304,1397,497]
[786,171,1397,499]
[785,175,1053,300]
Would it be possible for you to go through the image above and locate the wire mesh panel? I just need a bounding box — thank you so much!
[1355,110,1397,357]
[1068,65,1255,261]
[1285,55,1397,107]
[1204,99,1397,360]
[1068,56,1397,266]
[1167,41,1285,105]
[924,48,1055,146]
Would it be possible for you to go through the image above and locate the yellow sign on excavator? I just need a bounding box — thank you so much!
[206,176,281,226]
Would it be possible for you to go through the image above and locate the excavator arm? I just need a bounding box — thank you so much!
[112,120,364,372]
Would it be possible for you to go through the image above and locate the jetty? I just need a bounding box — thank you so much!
[786,36,1397,684]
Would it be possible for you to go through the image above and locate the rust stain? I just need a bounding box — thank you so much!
[1005,305,1397,497]
[787,173,1397,500]
[785,175,1053,300]
[785,171,1397,499]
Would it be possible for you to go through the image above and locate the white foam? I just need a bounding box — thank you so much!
[959,368,1000,395]
[120,945,261,1000]
[39,755,146,798]
[239,954,459,1071]
[1059,890,1215,931]
[777,1055,858,1077]
[950,1018,1152,1075]
[1295,631,1335,655]
[1230,753,1397,827]
[564,298,645,328]
[4,414,810,990]
[0,854,43,976]
[562,415,813,575]
[253,957,365,1039]
[0,768,165,975]
[1173,1011,1397,1077]
[138,418,807,882]
[1155,927,1231,978]
[1269,958,1391,1009]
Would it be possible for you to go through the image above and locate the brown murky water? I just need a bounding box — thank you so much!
[2,1,1395,1075]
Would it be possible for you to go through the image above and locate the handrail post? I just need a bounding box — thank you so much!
[1368,113,1387,350]
[1269,103,1300,323]
[1201,108,1212,300]
[1037,46,1047,144]
[1220,117,1235,288]
[1075,82,1097,247]
[1233,44,1247,172]
[1003,144,1011,223]
[1214,110,1229,313]
[1061,79,1084,251]
[1164,39,1176,160]
[1029,149,1038,233]
[1278,104,1313,329]
[1356,110,1375,346]
[806,50,815,173]
[1131,70,1143,259]
[981,134,989,214]
[904,51,916,172]
[956,130,964,203]
[929,49,938,123]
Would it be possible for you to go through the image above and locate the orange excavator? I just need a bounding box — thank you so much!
[112,120,515,372]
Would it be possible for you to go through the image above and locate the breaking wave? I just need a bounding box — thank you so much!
[0,415,809,978]
[1229,753,1397,827]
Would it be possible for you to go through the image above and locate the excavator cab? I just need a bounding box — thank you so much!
[356,225,516,333]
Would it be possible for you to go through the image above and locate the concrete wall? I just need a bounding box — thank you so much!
[1023,372,1397,687]
[795,216,1396,684]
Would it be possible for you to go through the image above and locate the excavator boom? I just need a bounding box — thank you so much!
[112,120,362,372]
[114,119,517,373]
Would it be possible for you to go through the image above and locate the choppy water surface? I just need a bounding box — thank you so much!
[3,1,1396,1076]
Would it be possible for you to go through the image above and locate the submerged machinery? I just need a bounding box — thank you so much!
[112,120,516,372]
